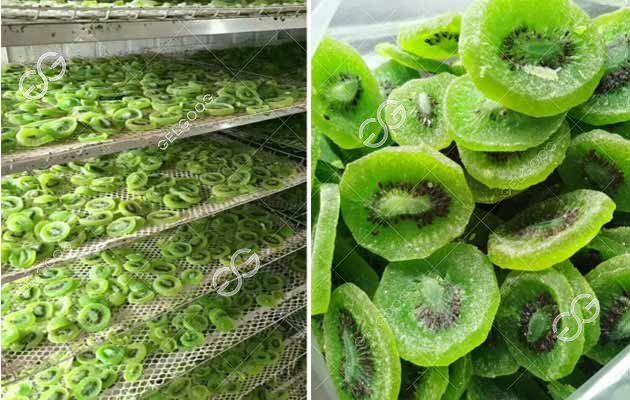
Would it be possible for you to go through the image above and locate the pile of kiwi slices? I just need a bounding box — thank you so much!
[311,0,629,399]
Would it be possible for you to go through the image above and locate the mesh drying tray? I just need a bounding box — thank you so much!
[2,206,306,383]
[1,136,306,283]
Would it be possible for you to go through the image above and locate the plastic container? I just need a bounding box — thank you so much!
[310,0,630,398]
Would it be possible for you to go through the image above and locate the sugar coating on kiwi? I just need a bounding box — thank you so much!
[470,325,520,378]
[312,184,340,315]
[399,361,449,400]
[585,254,630,365]
[460,0,605,117]
[458,121,571,190]
[375,42,452,74]
[442,355,472,400]
[465,173,522,204]
[444,74,566,152]
[569,8,630,126]
[488,189,615,270]
[374,243,499,366]
[340,146,474,261]
[373,60,420,98]
[313,37,384,149]
[558,129,630,212]
[324,283,401,400]
[496,268,584,381]
[385,74,455,149]
[398,13,462,60]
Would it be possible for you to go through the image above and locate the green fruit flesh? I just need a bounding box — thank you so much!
[373,60,420,98]
[398,13,462,60]
[470,325,520,378]
[375,43,452,74]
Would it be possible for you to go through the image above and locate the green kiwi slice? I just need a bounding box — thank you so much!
[458,122,571,190]
[312,183,340,315]
[488,189,615,270]
[459,0,605,117]
[569,8,630,125]
[470,325,519,378]
[332,235,380,298]
[373,60,420,98]
[385,74,455,149]
[445,75,566,151]
[466,374,551,400]
[573,227,630,271]
[546,381,576,400]
[340,146,473,261]
[376,43,452,74]
[312,37,384,149]
[558,129,630,212]
[399,361,449,400]
[442,355,472,400]
[496,268,584,381]
[585,254,630,364]
[324,283,401,400]
[374,243,499,366]
[461,209,504,252]
[465,173,521,204]
[398,13,461,60]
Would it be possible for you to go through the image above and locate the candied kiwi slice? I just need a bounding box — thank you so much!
[399,361,449,400]
[312,37,384,149]
[444,75,566,151]
[586,254,630,365]
[496,268,584,381]
[488,189,615,270]
[372,60,419,98]
[460,0,605,117]
[376,43,452,74]
[398,13,462,60]
[458,121,571,190]
[442,355,472,400]
[465,172,521,204]
[569,8,630,125]
[470,325,519,378]
[312,183,340,315]
[374,243,500,366]
[466,375,550,400]
[324,283,401,400]
[385,74,455,150]
[340,146,473,261]
[333,235,380,298]
[558,129,630,212]
[573,227,630,272]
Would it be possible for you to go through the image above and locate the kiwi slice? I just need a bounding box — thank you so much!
[399,361,449,400]
[458,122,571,190]
[569,8,630,125]
[375,43,452,74]
[465,173,522,204]
[374,243,499,366]
[558,129,630,212]
[461,209,504,252]
[312,37,384,149]
[496,268,584,381]
[466,374,551,400]
[333,235,380,298]
[488,189,615,270]
[459,0,605,117]
[546,381,576,400]
[312,183,340,315]
[373,60,420,98]
[442,355,472,400]
[398,13,461,60]
[585,254,630,364]
[573,227,630,271]
[470,325,519,378]
[445,75,566,152]
[324,283,401,400]
[385,74,455,149]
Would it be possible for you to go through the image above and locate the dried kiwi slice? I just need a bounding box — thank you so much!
[442,355,472,400]
[572,227,630,271]
[458,122,571,190]
[444,75,565,151]
[374,243,500,366]
[340,146,473,261]
[312,183,340,315]
[488,189,615,270]
[465,173,521,204]
[398,13,461,60]
[558,130,630,212]
[399,361,449,400]
[312,37,383,149]
[496,268,584,380]
[373,60,420,98]
[470,325,519,378]
[460,0,605,117]
[385,74,455,149]
[586,254,630,364]
[332,235,380,298]
[324,283,401,400]
[569,8,630,125]
[376,43,451,74]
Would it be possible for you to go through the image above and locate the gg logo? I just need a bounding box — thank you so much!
[358,99,407,148]
[18,52,66,100]
[552,293,600,343]
[212,248,261,297]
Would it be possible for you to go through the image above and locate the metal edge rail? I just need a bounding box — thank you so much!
[1,104,306,175]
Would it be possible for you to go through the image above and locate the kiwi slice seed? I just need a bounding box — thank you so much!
[398,13,462,60]
[373,60,420,98]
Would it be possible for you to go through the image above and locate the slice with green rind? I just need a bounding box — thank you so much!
[585,254,630,365]
[444,75,566,151]
[488,189,615,270]
[374,243,499,366]
[376,43,452,74]
[576,227,630,268]
[385,74,455,149]
[340,145,474,261]
[470,325,519,378]
[558,129,630,212]
[398,13,461,60]
[496,268,584,381]
[324,283,401,400]
[311,183,340,315]
[373,60,420,98]
[442,355,472,400]
[459,122,571,190]
[465,173,521,204]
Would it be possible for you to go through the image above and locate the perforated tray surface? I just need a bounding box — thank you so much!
[2,207,306,383]
[2,137,306,283]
